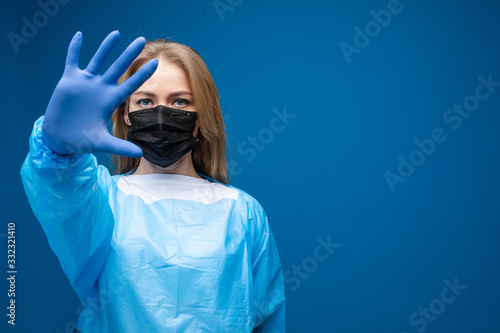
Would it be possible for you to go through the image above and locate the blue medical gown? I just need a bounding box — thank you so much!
[20,116,286,332]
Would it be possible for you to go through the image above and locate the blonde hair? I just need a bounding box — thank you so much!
[111,39,229,184]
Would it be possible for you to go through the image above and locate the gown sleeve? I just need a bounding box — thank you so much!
[20,116,115,303]
[249,199,286,333]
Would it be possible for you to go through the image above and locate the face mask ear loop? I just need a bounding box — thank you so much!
[195,117,200,143]
[195,127,201,143]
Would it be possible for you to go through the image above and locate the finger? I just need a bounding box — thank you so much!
[85,31,120,75]
[65,31,83,69]
[103,36,147,83]
[94,134,143,159]
[111,59,158,111]
[106,59,158,115]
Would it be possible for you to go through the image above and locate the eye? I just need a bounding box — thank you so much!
[173,98,191,107]
[136,99,153,107]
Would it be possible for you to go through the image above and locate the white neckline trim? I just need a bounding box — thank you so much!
[123,173,211,185]
[115,173,239,205]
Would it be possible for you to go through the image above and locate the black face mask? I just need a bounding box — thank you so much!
[127,105,199,168]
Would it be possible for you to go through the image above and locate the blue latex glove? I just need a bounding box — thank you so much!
[42,31,158,158]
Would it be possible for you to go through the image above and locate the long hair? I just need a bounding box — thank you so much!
[111,39,229,184]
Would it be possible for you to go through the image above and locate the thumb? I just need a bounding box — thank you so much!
[95,134,143,158]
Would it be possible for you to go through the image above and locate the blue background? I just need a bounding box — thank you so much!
[2,0,500,332]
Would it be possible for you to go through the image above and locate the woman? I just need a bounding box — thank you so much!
[20,31,285,332]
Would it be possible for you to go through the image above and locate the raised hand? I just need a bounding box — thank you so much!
[42,31,158,158]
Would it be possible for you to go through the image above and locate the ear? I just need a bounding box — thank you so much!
[123,100,131,126]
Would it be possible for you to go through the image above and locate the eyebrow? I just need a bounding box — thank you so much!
[133,90,193,98]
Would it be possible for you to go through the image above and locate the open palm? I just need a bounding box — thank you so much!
[42,31,158,158]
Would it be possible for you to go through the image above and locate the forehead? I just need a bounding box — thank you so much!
[136,60,191,93]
